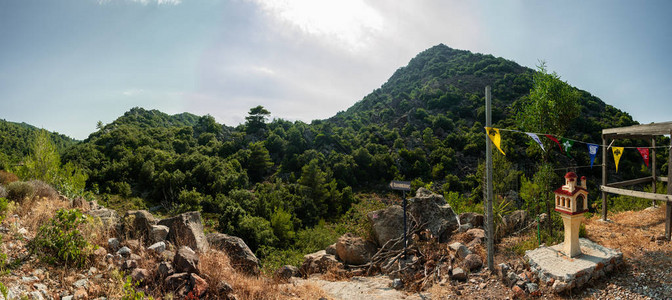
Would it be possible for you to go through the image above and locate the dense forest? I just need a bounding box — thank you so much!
[1,44,668,266]
[0,120,75,170]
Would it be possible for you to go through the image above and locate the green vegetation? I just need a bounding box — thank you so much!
[1,44,665,268]
[29,209,94,268]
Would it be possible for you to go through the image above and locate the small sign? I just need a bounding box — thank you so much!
[389,180,411,191]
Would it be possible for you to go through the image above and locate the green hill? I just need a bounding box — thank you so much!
[0,119,76,169]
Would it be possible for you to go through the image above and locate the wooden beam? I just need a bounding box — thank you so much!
[658,177,669,182]
[603,121,672,136]
[600,186,672,202]
[603,133,654,140]
[607,176,654,188]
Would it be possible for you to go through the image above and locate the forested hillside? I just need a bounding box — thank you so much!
[0,119,76,170]
[3,44,666,265]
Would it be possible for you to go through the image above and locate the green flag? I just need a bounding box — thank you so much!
[560,138,574,158]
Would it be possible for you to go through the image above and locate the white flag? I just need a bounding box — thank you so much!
[526,133,545,151]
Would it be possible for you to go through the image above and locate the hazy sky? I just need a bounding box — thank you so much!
[1,0,670,140]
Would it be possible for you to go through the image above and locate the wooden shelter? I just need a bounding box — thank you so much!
[601,121,672,239]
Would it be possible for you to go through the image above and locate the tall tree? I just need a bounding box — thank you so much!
[245,105,271,135]
[19,129,61,183]
[247,142,273,182]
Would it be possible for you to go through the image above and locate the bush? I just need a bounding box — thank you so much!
[0,170,18,185]
[6,181,35,202]
[29,209,94,268]
[0,198,8,223]
[28,180,58,199]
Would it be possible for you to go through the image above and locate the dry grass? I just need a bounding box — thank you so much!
[199,250,331,299]
[20,197,69,232]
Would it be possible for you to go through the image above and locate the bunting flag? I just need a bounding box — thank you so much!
[588,143,599,168]
[545,135,563,153]
[526,133,545,151]
[637,147,650,167]
[612,147,624,172]
[485,127,506,155]
[560,138,574,157]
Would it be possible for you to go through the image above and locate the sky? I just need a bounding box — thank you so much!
[1,0,670,140]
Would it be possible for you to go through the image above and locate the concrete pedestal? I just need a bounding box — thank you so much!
[525,238,622,293]
[560,213,584,258]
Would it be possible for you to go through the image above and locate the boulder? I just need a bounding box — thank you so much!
[206,233,260,275]
[463,254,483,271]
[408,188,458,242]
[131,268,151,283]
[466,228,485,240]
[121,210,157,243]
[150,225,169,244]
[300,250,341,276]
[449,242,471,259]
[72,197,90,211]
[367,205,404,248]
[499,210,529,238]
[334,233,377,265]
[159,211,209,252]
[157,261,174,278]
[459,212,484,228]
[165,273,191,298]
[325,243,337,256]
[451,267,467,281]
[274,265,300,282]
[190,273,209,298]
[117,246,131,258]
[174,246,200,274]
[148,241,166,254]
[108,238,120,251]
[86,207,119,229]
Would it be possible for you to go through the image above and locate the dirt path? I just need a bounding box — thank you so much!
[296,275,430,300]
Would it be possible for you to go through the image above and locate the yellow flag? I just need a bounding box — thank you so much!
[612,146,624,172]
[485,127,505,156]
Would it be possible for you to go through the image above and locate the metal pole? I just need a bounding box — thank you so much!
[666,131,672,240]
[485,86,494,271]
[403,191,407,257]
[601,136,608,221]
[652,138,657,207]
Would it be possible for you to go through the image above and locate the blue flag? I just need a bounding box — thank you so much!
[588,143,599,168]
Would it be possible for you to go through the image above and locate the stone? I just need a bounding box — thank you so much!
[527,282,540,295]
[29,291,44,300]
[157,261,174,278]
[86,208,119,229]
[72,197,90,210]
[300,250,341,276]
[108,238,120,251]
[62,296,74,300]
[325,243,337,256]
[190,273,209,297]
[148,241,166,254]
[451,267,467,281]
[466,228,485,240]
[499,210,529,238]
[94,247,107,257]
[552,280,569,293]
[125,239,141,251]
[334,233,377,265]
[367,205,404,248]
[449,242,471,259]
[117,246,131,258]
[274,265,300,282]
[206,233,260,275]
[165,273,190,298]
[131,268,151,283]
[73,279,88,289]
[512,285,526,298]
[457,223,473,232]
[174,246,200,274]
[121,210,157,243]
[459,212,484,228]
[463,254,483,271]
[408,188,459,242]
[73,289,88,300]
[122,259,138,271]
[130,253,142,262]
[391,278,403,290]
[150,225,169,244]
[159,211,209,252]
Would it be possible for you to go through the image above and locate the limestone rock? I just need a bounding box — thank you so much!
[449,242,470,259]
[131,268,151,283]
[300,250,341,276]
[274,265,300,282]
[165,273,190,298]
[157,261,174,278]
[408,188,458,242]
[108,238,120,251]
[499,210,529,238]
[190,273,209,297]
[121,210,157,243]
[148,241,166,254]
[159,211,209,252]
[459,212,484,228]
[86,207,119,229]
[451,267,467,281]
[367,205,404,248]
[206,233,260,275]
[334,233,377,265]
[174,246,200,274]
[463,254,483,271]
[117,246,131,258]
[150,225,169,244]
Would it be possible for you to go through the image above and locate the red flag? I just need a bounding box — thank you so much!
[637,147,650,167]
[545,135,563,153]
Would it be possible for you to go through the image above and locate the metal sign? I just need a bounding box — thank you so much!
[389,180,411,191]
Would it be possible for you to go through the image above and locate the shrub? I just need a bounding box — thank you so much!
[28,180,58,199]
[0,198,8,223]
[6,181,35,202]
[0,186,6,199]
[29,209,94,268]
[0,170,18,185]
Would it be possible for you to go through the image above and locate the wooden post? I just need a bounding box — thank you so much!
[666,131,672,240]
[602,136,608,221]
[485,86,494,271]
